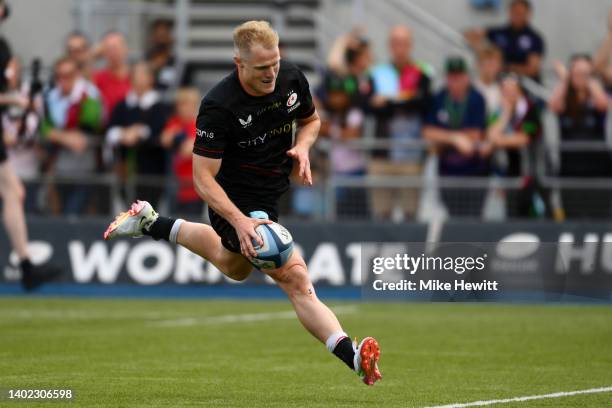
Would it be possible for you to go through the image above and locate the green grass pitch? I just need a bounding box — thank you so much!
[1,297,611,407]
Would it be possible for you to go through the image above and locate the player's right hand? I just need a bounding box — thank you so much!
[234,216,272,259]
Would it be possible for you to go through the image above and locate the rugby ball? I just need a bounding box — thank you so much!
[251,219,294,270]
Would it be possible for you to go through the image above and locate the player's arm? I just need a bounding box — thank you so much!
[192,154,270,258]
[287,110,320,185]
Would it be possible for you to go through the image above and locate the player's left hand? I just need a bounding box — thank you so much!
[287,145,312,185]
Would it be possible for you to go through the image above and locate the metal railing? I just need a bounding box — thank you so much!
[10,136,612,222]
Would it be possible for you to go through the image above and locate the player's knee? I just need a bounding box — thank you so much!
[224,265,251,282]
[272,259,314,297]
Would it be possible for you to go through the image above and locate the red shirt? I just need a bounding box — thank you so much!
[93,69,131,120]
[164,116,199,203]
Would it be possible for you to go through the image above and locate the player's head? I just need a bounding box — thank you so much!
[388,25,412,66]
[508,0,531,29]
[233,20,280,96]
[54,56,79,95]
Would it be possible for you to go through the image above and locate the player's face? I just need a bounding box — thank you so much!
[236,44,280,96]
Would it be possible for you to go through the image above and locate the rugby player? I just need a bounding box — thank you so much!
[0,69,61,289]
[104,20,381,385]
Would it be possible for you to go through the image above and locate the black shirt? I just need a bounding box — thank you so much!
[559,102,611,177]
[486,24,545,79]
[194,61,315,208]
[108,94,169,175]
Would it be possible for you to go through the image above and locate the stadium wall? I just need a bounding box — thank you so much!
[1,218,611,302]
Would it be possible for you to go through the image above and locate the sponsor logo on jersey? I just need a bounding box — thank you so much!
[238,114,253,128]
[237,121,294,149]
[256,101,282,116]
[196,128,214,139]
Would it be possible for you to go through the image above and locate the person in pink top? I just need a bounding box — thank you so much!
[93,31,131,121]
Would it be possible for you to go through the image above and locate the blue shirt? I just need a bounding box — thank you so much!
[425,86,488,176]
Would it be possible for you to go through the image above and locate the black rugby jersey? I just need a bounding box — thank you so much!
[193,60,315,207]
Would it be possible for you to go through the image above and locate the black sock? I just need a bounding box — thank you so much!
[333,337,356,370]
[20,259,33,278]
[143,216,176,241]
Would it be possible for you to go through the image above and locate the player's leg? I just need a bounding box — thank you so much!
[0,161,28,259]
[0,161,61,290]
[174,221,252,281]
[266,250,342,340]
[264,250,382,385]
[104,201,253,281]
[104,201,381,384]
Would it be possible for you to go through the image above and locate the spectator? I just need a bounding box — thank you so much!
[474,46,503,123]
[369,25,432,221]
[593,9,612,94]
[488,75,543,217]
[41,57,103,215]
[548,55,611,219]
[465,0,545,82]
[319,38,373,219]
[160,87,202,216]
[145,19,176,91]
[65,31,94,79]
[94,31,131,122]
[423,56,490,217]
[106,62,168,207]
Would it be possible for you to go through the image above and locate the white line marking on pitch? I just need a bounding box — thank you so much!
[149,305,357,328]
[425,386,612,408]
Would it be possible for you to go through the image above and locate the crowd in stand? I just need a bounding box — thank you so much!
[2,0,612,221]
[2,20,202,217]
[313,0,612,221]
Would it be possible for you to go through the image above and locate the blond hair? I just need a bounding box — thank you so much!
[175,87,201,105]
[233,20,279,56]
[477,45,502,62]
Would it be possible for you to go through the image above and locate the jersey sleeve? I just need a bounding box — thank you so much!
[294,69,316,119]
[193,99,229,159]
